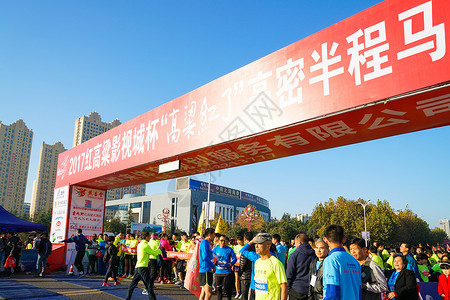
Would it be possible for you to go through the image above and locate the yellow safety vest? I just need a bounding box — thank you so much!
[129,239,138,255]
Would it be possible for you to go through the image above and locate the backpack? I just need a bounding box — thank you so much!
[361,261,378,284]
[103,244,118,263]
[103,253,110,263]
[361,264,373,284]
[46,239,53,255]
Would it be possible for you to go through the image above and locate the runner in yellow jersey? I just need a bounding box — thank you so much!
[233,235,244,298]
[125,232,162,300]
[128,234,138,278]
[123,234,132,278]
[113,232,124,277]
[253,233,287,300]
[175,232,191,286]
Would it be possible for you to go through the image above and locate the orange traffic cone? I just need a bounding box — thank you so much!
[68,264,74,275]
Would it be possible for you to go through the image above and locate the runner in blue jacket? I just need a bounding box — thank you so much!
[322,225,361,300]
[212,235,237,300]
[61,228,91,278]
[199,228,216,300]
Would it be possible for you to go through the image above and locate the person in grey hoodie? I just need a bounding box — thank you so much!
[286,233,316,300]
[349,238,388,300]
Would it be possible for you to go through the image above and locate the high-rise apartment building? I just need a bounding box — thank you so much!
[441,219,450,238]
[73,111,121,147]
[23,202,30,217]
[295,213,312,223]
[73,112,145,200]
[0,119,33,213]
[106,184,146,201]
[30,141,66,219]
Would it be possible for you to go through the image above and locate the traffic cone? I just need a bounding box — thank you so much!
[68,264,74,275]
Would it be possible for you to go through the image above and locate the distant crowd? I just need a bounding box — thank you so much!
[195,226,450,300]
[1,226,450,300]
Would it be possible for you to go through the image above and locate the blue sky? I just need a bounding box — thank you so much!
[1,1,448,228]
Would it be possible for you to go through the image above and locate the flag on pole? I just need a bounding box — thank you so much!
[215,215,223,234]
[447,244,450,251]
[198,210,205,235]
[198,221,205,236]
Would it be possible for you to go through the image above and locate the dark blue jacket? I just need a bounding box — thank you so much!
[62,234,90,252]
[199,239,215,273]
[286,243,316,295]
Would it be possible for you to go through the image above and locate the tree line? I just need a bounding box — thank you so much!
[225,197,447,247]
[309,197,447,246]
[14,196,448,247]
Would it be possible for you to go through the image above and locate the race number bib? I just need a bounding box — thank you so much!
[310,275,317,287]
[255,278,268,294]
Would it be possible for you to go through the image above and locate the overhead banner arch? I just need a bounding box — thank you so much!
[51,0,450,261]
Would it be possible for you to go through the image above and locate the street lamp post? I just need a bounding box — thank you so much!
[157,208,173,233]
[206,172,211,228]
[358,200,372,247]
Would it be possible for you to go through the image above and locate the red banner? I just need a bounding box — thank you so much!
[121,245,137,254]
[67,186,105,239]
[55,0,450,190]
[166,251,193,260]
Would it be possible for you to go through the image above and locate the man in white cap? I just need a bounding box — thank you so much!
[253,233,287,300]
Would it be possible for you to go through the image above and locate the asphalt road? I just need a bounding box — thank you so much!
[0,272,199,300]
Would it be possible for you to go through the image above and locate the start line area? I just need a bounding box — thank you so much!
[0,272,195,300]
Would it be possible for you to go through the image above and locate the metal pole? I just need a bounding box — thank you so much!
[206,172,211,228]
[140,201,144,223]
[363,204,368,247]
[358,200,371,248]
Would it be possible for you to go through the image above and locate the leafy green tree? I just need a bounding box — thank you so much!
[311,197,397,243]
[11,209,31,222]
[104,216,126,234]
[365,200,396,244]
[19,212,31,222]
[336,198,362,238]
[308,197,443,247]
[306,222,320,240]
[33,208,53,229]
[227,224,249,239]
[429,228,448,245]
[125,209,134,232]
[392,209,430,246]
[310,197,365,239]
[310,202,330,237]
[262,213,308,242]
